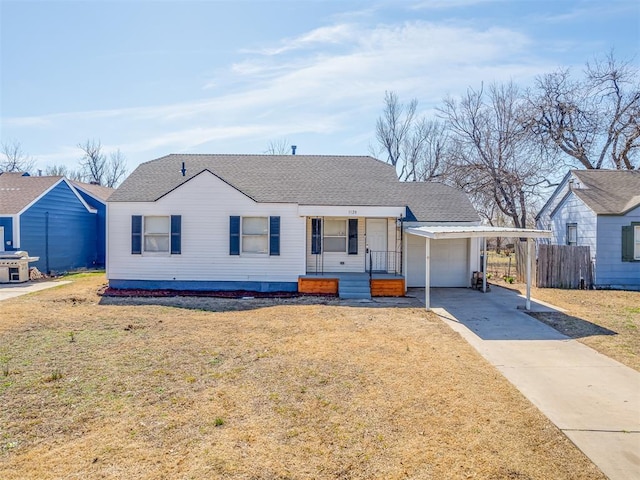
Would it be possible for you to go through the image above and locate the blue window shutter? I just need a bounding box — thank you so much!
[269,216,280,256]
[171,215,181,254]
[311,218,321,254]
[230,216,240,255]
[131,215,142,254]
[348,219,358,255]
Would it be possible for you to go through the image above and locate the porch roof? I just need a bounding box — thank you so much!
[405,225,552,240]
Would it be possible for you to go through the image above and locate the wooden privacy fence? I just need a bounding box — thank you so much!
[536,245,592,289]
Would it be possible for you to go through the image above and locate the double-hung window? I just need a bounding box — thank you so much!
[242,217,269,254]
[144,216,170,252]
[324,219,347,252]
[635,225,640,260]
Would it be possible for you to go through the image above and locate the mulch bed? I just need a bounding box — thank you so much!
[100,286,330,299]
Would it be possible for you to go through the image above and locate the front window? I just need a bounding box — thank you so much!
[242,217,268,254]
[324,219,347,252]
[567,223,577,246]
[144,216,170,252]
[635,226,640,260]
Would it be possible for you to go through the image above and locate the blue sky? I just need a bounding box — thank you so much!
[1,0,638,173]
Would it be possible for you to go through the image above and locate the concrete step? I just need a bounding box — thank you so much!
[338,278,371,299]
[340,291,372,300]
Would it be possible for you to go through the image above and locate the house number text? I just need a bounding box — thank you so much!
[348,209,358,215]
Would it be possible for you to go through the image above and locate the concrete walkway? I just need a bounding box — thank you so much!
[408,286,640,480]
[0,280,70,301]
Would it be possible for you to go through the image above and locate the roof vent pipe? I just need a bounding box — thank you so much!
[181,162,186,176]
[291,145,297,155]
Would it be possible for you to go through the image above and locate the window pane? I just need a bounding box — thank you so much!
[635,226,640,259]
[324,220,346,236]
[243,217,268,235]
[324,237,346,252]
[145,216,170,234]
[145,235,170,252]
[242,235,268,253]
[568,225,577,244]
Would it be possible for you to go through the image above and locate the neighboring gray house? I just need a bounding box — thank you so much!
[536,170,640,290]
[107,154,481,296]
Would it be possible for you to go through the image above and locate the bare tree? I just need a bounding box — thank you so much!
[104,149,127,188]
[373,91,449,181]
[1,140,36,173]
[44,164,83,180]
[77,139,127,187]
[264,138,292,155]
[78,139,106,184]
[527,52,640,170]
[439,82,550,229]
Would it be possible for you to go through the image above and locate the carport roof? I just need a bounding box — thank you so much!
[406,225,552,240]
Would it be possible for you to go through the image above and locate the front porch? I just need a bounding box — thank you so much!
[298,272,405,299]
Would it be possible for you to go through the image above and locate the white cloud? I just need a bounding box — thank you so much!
[12,18,555,170]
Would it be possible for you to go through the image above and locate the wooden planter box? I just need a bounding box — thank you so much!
[298,277,339,295]
[370,278,405,297]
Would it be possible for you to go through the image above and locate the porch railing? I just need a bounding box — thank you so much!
[366,250,402,275]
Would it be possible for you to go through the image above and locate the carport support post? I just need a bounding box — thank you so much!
[526,238,532,311]
[424,237,431,310]
[482,237,487,293]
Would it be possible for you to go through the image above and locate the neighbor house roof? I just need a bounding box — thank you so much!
[0,172,63,214]
[109,154,479,222]
[71,181,114,202]
[571,170,640,215]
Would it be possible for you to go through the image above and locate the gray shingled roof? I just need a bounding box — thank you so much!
[0,172,62,214]
[572,170,640,215]
[399,182,479,222]
[109,154,478,221]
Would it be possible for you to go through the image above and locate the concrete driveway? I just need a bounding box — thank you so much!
[407,286,640,480]
[0,280,70,301]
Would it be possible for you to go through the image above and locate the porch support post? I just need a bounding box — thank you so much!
[403,230,408,293]
[424,237,431,310]
[526,238,532,311]
[482,237,487,293]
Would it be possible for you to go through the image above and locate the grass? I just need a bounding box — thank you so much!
[0,273,605,479]
[515,284,640,372]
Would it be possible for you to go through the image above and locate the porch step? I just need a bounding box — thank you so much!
[338,278,371,300]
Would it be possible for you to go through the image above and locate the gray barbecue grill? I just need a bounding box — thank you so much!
[0,251,40,283]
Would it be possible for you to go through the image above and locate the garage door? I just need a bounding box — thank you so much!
[407,236,469,287]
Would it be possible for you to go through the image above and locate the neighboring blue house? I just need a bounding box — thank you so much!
[536,170,640,290]
[0,172,113,274]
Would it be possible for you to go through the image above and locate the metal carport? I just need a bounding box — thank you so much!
[404,226,552,311]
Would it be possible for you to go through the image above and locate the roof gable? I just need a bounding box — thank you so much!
[0,173,63,214]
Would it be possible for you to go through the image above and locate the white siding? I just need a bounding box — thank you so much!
[595,205,640,288]
[549,192,597,259]
[107,171,306,282]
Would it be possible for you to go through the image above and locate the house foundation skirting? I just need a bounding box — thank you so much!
[108,279,298,292]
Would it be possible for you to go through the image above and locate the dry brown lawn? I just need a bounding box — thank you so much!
[514,284,640,372]
[0,273,605,479]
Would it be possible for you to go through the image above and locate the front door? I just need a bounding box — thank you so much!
[366,219,387,272]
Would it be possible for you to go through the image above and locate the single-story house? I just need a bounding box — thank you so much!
[536,169,640,290]
[0,172,113,273]
[107,154,491,298]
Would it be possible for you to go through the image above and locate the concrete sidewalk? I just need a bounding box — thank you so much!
[409,286,640,480]
[0,280,70,302]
